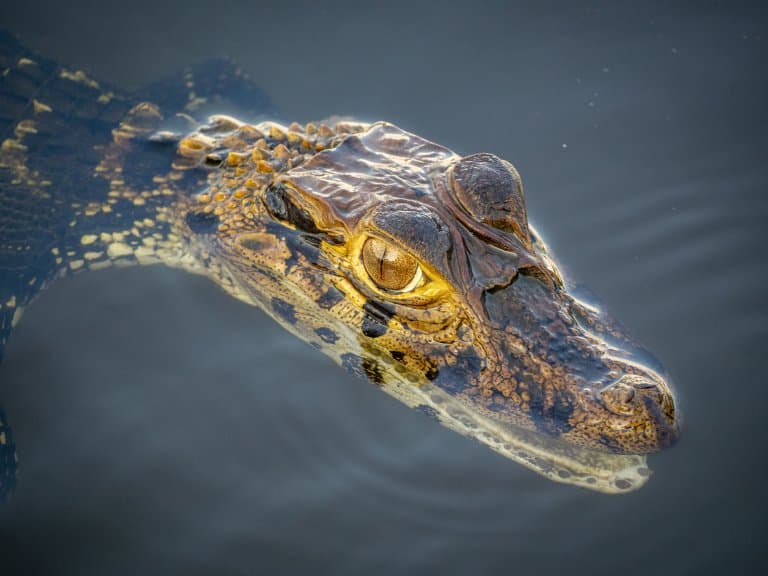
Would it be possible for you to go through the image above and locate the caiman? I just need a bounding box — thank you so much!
[0,30,679,498]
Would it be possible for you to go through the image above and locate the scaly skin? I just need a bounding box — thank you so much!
[0,31,679,494]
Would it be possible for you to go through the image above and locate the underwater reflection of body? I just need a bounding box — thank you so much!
[0,27,678,500]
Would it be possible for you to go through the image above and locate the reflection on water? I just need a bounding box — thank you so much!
[1,1,767,574]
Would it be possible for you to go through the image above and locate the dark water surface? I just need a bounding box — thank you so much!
[1,1,767,574]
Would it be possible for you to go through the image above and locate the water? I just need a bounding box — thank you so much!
[1,1,766,574]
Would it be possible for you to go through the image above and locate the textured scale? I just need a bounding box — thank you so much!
[0,30,679,499]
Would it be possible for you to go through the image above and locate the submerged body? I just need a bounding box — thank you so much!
[0,30,678,497]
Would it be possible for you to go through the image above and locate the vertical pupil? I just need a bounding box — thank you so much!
[362,238,418,291]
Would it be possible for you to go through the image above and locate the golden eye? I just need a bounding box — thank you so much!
[361,237,423,292]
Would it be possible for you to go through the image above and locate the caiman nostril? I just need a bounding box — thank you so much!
[614,383,635,403]
[600,381,637,415]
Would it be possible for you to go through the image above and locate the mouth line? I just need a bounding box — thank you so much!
[408,379,653,494]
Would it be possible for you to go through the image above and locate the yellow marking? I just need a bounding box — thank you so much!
[51,247,60,256]
[134,245,156,264]
[97,92,114,104]
[227,152,248,166]
[81,234,98,245]
[143,218,155,227]
[0,431,6,445]
[256,160,273,173]
[33,99,53,114]
[14,120,37,136]
[84,251,103,261]
[133,197,146,206]
[112,232,125,242]
[107,243,133,258]
[100,232,112,243]
[198,193,211,203]
[273,143,290,159]
[251,148,267,162]
[178,135,213,156]
[89,260,112,271]
[269,125,286,140]
[186,96,207,110]
[2,139,27,152]
[11,308,24,328]
[69,260,85,271]
[55,257,63,265]
[101,205,112,213]
[142,237,156,247]
[214,192,228,202]
[6,296,16,308]
[287,131,302,144]
[60,68,100,89]
[18,57,37,67]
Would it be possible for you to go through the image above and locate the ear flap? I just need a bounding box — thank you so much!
[448,153,531,245]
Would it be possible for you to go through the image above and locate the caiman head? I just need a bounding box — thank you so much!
[180,119,679,465]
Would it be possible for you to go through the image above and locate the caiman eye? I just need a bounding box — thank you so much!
[361,237,423,293]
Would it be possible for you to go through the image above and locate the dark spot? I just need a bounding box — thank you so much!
[341,353,365,379]
[341,353,384,385]
[204,153,223,167]
[239,236,267,252]
[548,391,575,434]
[362,357,385,385]
[614,479,632,490]
[525,378,574,436]
[361,301,393,338]
[557,469,572,479]
[637,467,651,478]
[434,348,483,394]
[425,364,439,381]
[315,327,339,344]
[283,248,300,273]
[597,434,623,452]
[390,350,405,362]
[416,404,440,422]
[185,211,219,234]
[264,183,320,233]
[271,297,297,324]
[317,286,344,309]
[487,391,508,412]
